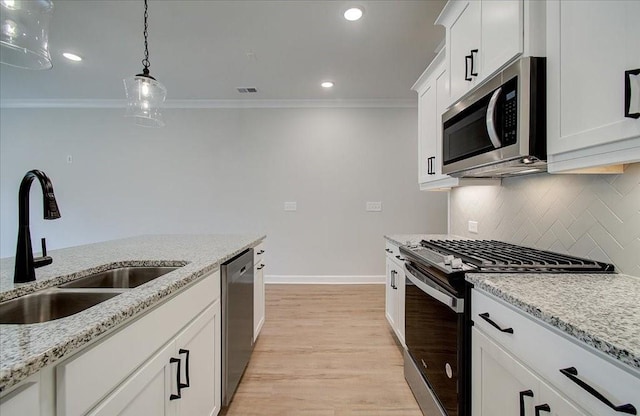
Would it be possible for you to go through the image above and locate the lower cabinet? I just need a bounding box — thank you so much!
[384,241,405,347]
[89,302,221,416]
[472,327,585,416]
[0,377,40,416]
[253,242,266,342]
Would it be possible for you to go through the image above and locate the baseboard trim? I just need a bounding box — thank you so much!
[265,275,385,284]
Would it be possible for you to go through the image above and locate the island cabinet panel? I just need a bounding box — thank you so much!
[56,271,219,416]
[0,378,40,416]
[88,302,221,416]
[384,241,405,347]
[253,242,265,341]
[472,289,640,416]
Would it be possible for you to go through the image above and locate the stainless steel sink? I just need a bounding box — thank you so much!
[0,290,121,324]
[58,266,180,289]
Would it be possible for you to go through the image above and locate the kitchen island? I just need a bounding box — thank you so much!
[0,234,265,400]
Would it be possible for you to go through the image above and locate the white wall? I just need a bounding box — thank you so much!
[0,107,448,278]
[450,164,640,277]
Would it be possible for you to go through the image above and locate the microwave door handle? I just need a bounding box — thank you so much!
[486,87,503,149]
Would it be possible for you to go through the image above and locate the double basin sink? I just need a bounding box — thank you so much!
[0,266,180,324]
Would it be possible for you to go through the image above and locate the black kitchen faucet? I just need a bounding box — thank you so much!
[14,169,61,283]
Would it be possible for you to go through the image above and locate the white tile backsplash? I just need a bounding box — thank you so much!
[450,163,640,276]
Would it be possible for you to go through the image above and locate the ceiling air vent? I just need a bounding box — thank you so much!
[237,87,258,93]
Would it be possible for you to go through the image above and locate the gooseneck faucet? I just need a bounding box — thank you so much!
[14,170,61,284]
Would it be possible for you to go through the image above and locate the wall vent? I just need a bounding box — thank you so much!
[237,87,258,93]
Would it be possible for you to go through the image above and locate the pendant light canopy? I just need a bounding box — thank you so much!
[0,0,54,70]
[123,0,166,128]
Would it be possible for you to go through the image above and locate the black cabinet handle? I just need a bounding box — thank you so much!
[385,248,393,253]
[257,264,265,270]
[169,357,182,400]
[465,54,473,81]
[478,312,514,334]
[390,270,396,289]
[395,255,405,261]
[519,390,534,416]
[427,156,436,175]
[534,404,550,415]
[470,49,478,76]
[257,249,265,255]
[179,349,190,389]
[560,367,637,414]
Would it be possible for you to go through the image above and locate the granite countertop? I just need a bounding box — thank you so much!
[467,273,640,372]
[0,234,265,392]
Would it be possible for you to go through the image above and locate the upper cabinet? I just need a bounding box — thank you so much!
[413,49,499,190]
[546,0,640,172]
[437,0,545,108]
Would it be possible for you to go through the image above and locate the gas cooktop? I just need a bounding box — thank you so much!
[416,239,615,273]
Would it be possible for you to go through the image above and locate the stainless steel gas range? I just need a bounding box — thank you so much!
[399,239,614,416]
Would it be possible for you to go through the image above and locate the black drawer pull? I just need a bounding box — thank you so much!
[385,248,392,253]
[560,367,637,414]
[257,249,265,255]
[395,255,405,261]
[169,357,182,400]
[519,390,534,416]
[535,404,550,415]
[478,312,514,334]
[257,264,265,270]
[179,349,190,389]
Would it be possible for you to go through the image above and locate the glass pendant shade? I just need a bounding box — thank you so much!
[0,0,53,70]
[123,74,167,127]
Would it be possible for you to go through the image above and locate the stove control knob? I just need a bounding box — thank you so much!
[451,258,463,269]
[443,255,454,265]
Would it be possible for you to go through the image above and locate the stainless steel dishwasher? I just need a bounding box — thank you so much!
[221,248,254,407]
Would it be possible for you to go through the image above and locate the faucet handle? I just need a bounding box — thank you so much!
[41,238,47,256]
[34,238,53,269]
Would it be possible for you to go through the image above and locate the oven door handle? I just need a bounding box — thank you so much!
[404,263,463,314]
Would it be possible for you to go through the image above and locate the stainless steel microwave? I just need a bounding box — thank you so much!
[442,57,546,178]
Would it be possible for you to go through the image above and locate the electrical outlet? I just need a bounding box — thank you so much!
[284,201,297,211]
[66,155,73,164]
[468,220,479,234]
[366,201,382,212]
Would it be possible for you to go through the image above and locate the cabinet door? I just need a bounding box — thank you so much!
[547,0,640,157]
[537,381,586,416]
[394,265,406,347]
[481,0,523,77]
[418,80,438,184]
[449,0,481,103]
[176,302,221,416]
[254,261,265,341]
[472,328,540,416]
[384,258,397,330]
[0,381,40,416]
[88,341,175,416]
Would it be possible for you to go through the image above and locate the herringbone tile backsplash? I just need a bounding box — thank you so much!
[450,163,640,277]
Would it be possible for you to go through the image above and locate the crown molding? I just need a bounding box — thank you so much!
[0,98,416,109]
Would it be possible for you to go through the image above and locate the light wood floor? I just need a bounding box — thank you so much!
[223,284,422,416]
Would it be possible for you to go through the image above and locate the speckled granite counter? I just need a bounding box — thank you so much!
[467,273,640,372]
[0,234,265,392]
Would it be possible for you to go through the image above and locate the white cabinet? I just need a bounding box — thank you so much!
[413,49,500,190]
[253,242,265,342]
[472,288,640,416]
[472,327,585,416]
[438,0,531,106]
[384,241,405,347]
[56,271,221,416]
[0,378,40,416]
[546,0,640,172]
[89,302,221,416]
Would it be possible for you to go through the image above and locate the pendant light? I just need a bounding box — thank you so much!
[123,0,166,128]
[0,0,54,70]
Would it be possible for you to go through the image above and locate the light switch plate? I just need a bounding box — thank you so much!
[366,201,382,212]
[284,201,297,211]
[468,220,478,233]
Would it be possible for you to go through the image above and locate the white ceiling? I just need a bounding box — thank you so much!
[0,0,446,103]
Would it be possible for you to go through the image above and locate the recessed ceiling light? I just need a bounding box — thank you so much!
[62,52,82,62]
[344,7,364,21]
[321,81,334,88]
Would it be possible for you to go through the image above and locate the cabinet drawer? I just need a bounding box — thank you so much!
[472,289,640,416]
[56,271,219,416]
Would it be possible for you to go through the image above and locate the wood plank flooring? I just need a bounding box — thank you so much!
[223,284,422,416]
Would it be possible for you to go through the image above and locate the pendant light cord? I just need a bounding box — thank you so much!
[142,0,150,75]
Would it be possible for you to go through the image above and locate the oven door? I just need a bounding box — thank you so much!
[404,262,465,416]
